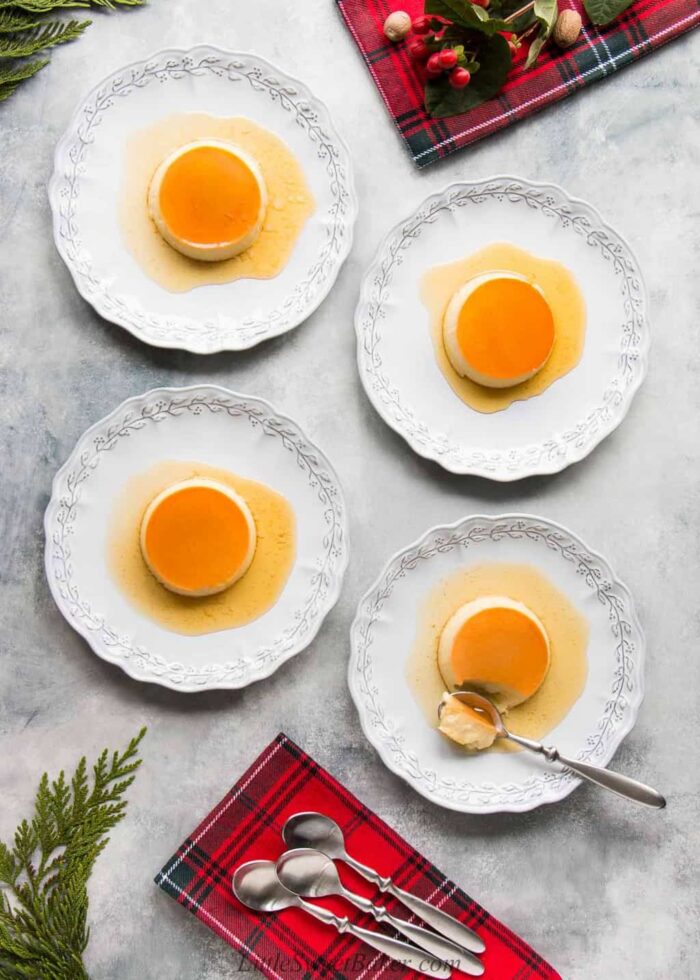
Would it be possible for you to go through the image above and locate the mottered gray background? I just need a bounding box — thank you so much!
[1,1,699,977]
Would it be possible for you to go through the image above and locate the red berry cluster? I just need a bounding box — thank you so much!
[407,13,472,89]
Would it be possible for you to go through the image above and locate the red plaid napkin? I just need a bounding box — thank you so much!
[156,733,560,979]
[337,0,700,166]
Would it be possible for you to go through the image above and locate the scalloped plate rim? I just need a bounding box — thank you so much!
[48,44,358,354]
[44,383,350,692]
[348,511,646,814]
[354,174,650,481]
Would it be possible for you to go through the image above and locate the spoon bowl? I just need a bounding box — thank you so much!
[282,812,345,858]
[441,690,508,737]
[277,847,339,898]
[233,859,301,913]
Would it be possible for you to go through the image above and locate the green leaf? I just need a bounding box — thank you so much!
[524,0,557,69]
[425,33,512,117]
[426,0,510,34]
[534,0,557,31]
[525,28,547,67]
[510,9,537,31]
[485,0,537,30]
[584,0,634,25]
[426,0,482,27]
[0,19,89,58]
[488,0,531,11]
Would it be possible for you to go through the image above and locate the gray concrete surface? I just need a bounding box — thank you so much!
[1,2,699,977]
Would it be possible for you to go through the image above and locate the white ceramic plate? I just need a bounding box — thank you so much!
[49,46,357,353]
[44,385,348,691]
[355,177,649,480]
[349,514,644,813]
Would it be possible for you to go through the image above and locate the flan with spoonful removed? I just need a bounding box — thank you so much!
[437,595,551,710]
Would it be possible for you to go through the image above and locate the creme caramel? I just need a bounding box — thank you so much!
[121,113,315,293]
[148,140,267,261]
[109,461,296,636]
[140,478,256,596]
[437,595,551,710]
[443,271,555,387]
[421,243,587,414]
[406,563,589,748]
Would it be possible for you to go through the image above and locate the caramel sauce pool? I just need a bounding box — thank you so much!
[421,243,587,414]
[120,113,315,292]
[406,563,589,749]
[108,461,296,636]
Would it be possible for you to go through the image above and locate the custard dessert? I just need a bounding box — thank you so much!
[443,271,555,387]
[437,692,497,751]
[437,595,551,710]
[421,243,586,414]
[121,113,315,293]
[406,563,589,749]
[148,140,267,261]
[140,478,257,596]
[109,460,296,636]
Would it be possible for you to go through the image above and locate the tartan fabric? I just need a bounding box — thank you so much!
[156,733,561,979]
[336,0,700,166]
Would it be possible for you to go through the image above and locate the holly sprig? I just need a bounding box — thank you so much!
[0,728,146,979]
[0,0,144,104]
[405,0,632,118]
[407,0,545,118]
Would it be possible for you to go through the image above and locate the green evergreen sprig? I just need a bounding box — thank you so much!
[0,1,143,12]
[0,727,147,979]
[0,12,43,32]
[0,19,88,59]
[0,0,144,104]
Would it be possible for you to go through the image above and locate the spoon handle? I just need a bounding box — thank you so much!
[507,734,667,808]
[555,755,666,808]
[344,890,484,976]
[343,853,485,955]
[300,899,452,978]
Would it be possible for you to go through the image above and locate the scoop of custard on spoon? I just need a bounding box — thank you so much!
[438,691,666,809]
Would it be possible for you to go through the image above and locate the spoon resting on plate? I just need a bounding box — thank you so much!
[440,691,666,809]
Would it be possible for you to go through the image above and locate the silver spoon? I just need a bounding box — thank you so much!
[232,859,452,979]
[443,691,667,809]
[277,848,484,977]
[282,812,485,955]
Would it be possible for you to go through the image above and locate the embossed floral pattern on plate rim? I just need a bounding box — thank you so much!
[48,46,358,354]
[355,176,650,481]
[348,513,645,814]
[44,385,349,692]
